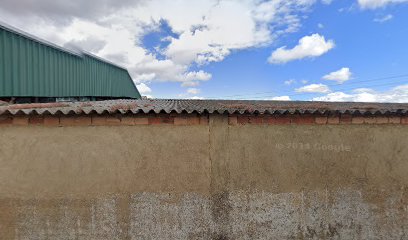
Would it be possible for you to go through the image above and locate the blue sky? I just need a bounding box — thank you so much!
[146,0,408,101]
[0,0,407,102]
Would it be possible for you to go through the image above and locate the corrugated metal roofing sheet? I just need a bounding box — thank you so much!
[0,21,126,69]
[0,21,141,99]
[0,20,81,57]
[0,99,407,116]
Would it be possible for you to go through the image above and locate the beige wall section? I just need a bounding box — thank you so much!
[227,125,408,193]
[225,125,408,239]
[0,126,211,198]
[0,115,407,239]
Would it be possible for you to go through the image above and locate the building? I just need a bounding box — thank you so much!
[0,22,141,103]
[0,99,407,239]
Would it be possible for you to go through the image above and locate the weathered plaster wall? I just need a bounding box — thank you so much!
[220,124,408,239]
[0,114,407,239]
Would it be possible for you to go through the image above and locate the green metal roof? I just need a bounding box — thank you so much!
[0,22,141,99]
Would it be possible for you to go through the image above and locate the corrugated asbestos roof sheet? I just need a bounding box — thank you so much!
[0,99,407,116]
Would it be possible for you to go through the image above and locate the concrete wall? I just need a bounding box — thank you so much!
[0,114,407,239]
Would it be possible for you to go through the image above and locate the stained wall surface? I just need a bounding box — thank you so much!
[0,114,407,239]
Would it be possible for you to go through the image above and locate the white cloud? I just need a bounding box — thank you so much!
[373,14,393,23]
[187,88,200,95]
[318,23,324,29]
[0,0,145,24]
[268,33,335,64]
[163,0,316,65]
[313,84,408,102]
[185,70,212,82]
[191,96,204,100]
[322,67,352,83]
[130,57,212,83]
[136,83,152,94]
[181,81,200,87]
[358,0,408,9]
[271,96,291,101]
[284,79,296,85]
[296,83,331,93]
[0,0,317,86]
[134,73,156,82]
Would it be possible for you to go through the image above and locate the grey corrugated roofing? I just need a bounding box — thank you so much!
[0,99,407,116]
